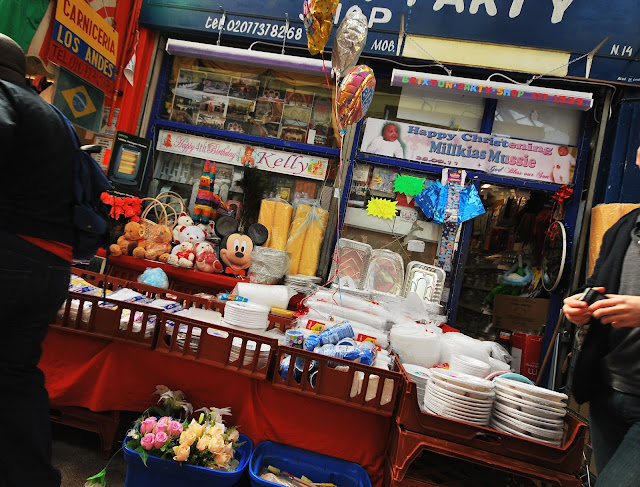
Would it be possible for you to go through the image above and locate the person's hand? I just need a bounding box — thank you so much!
[563,292,593,325]
[590,294,640,327]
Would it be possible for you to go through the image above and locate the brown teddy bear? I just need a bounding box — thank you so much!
[109,221,146,258]
[143,224,173,262]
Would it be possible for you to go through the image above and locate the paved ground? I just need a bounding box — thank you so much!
[52,422,254,487]
[52,423,128,487]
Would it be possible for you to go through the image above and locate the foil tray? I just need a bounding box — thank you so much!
[364,249,405,296]
[402,261,446,303]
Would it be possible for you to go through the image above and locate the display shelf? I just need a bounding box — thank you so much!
[461,284,495,292]
[388,423,582,487]
[464,264,509,271]
[53,291,160,348]
[458,303,492,315]
[272,345,402,417]
[106,254,241,294]
[344,207,440,241]
[393,358,587,476]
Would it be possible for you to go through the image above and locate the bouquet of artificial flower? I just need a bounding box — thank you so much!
[126,406,242,471]
[86,386,243,486]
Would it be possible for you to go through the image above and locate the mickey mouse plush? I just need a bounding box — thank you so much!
[214,216,268,277]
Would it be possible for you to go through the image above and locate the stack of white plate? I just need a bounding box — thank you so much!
[449,354,491,378]
[229,337,271,367]
[423,369,496,426]
[285,275,322,294]
[223,301,270,331]
[403,363,431,404]
[491,376,568,446]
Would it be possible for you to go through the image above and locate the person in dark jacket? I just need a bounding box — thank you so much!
[0,33,75,487]
[562,143,640,486]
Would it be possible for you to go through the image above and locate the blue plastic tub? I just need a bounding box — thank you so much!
[123,433,252,487]
[249,441,371,487]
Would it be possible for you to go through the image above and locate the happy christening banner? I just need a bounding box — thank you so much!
[156,130,328,180]
[361,118,577,185]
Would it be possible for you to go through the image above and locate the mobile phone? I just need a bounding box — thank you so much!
[579,287,608,305]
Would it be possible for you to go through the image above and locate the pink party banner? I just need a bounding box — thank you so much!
[156,129,328,180]
[361,118,576,185]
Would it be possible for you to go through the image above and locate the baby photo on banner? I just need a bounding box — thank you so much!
[360,118,576,185]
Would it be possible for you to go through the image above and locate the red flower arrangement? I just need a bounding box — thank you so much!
[101,192,143,222]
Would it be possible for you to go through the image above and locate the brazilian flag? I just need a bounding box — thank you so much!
[52,68,104,132]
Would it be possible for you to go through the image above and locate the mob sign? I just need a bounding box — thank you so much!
[157,130,328,181]
[49,0,119,94]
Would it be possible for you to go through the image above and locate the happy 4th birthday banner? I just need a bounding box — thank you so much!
[361,118,577,185]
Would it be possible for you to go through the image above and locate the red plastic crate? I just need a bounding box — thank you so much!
[53,292,160,348]
[154,313,278,380]
[271,345,402,417]
[71,267,130,291]
[125,281,216,310]
[394,358,587,475]
[388,423,582,487]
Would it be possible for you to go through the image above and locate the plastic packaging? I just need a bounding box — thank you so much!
[137,267,169,289]
[390,323,441,369]
[285,201,329,277]
[233,282,291,309]
[217,293,248,302]
[258,198,294,251]
[248,246,292,284]
[306,299,389,330]
[317,323,354,345]
[285,329,304,348]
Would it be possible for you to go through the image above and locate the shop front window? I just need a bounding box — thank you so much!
[160,56,338,149]
[493,99,582,146]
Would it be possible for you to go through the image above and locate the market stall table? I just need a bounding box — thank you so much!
[40,328,391,487]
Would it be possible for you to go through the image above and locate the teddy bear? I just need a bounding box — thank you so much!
[177,225,206,246]
[142,224,173,262]
[167,241,195,268]
[194,241,223,273]
[172,212,194,244]
[109,221,146,258]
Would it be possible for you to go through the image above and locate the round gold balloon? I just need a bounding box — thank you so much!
[337,64,376,129]
[302,0,340,55]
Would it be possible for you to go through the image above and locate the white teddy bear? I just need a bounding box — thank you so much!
[178,225,206,245]
[167,241,195,268]
[172,212,194,244]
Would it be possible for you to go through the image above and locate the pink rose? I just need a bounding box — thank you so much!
[227,429,239,443]
[155,417,170,433]
[154,431,168,449]
[167,420,183,438]
[140,417,157,435]
[141,433,155,450]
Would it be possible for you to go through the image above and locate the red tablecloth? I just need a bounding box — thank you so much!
[41,328,390,487]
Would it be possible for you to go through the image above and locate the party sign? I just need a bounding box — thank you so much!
[361,118,577,185]
[157,130,328,181]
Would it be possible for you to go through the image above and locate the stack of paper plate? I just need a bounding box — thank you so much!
[403,363,431,405]
[449,354,491,378]
[229,337,271,368]
[491,377,568,446]
[285,275,322,294]
[423,369,495,426]
[223,301,270,331]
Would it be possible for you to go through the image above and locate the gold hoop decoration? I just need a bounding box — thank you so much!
[155,190,187,228]
[140,197,170,227]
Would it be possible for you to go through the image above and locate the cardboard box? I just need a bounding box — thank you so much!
[511,332,543,382]
[492,295,550,333]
